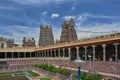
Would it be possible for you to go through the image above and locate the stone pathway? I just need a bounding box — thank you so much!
[31,70,48,80]
[31,70,61,80]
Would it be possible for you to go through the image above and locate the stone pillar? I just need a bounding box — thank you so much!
[102,44,106,61]
[63,48,65,57]
[43,51,46,64]
[92,45,96,61]
[58,49,60,58]
[84,46,88,61]
[18,52,20,58]
[38,51,40,57]
[50,50,52,57]
[68,48,71,59]
[76,46,80,59]
[44,51,46,58]
[35,52,36,57]
[114,43,119,61]
[47,50,49,57]
[35,52,37,57]
[38,51,39,57]
[12,52,14,59]
[40,51,41,57]
[42,51,43,57]
[24,52,26,58]
[5,52,7,59]
[30,52,32,58]
[54,50,56,58]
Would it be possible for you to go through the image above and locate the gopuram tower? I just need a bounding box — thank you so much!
[38,25,54,46]
[59,19,78,43]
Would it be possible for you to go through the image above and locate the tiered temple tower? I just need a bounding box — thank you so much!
[38,25,54,46]
[59,19,78,43]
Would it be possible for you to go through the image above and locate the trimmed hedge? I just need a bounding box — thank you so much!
[35,64,70,76]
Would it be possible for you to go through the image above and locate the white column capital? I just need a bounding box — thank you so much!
[76,46,79,49]
[68,47,71,50]
[113,43,119,46]
[84,46,88,49]
[92,45,96,48]
[102,44,107,47]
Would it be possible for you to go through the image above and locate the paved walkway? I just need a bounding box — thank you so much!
[32,69,61,80]
[31,70,48,80]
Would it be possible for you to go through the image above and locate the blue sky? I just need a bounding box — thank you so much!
[0,0,120,45]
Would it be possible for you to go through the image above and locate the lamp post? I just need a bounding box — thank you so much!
[74,59,84,80]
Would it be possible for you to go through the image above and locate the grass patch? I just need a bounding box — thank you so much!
[27,70,39,76]
[40,78,51,80]
[0,70,39,77]
[0,71,24,76]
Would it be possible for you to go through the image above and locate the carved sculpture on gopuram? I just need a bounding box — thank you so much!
[22,37,36,47]
[59,19,78,43]
[0,36,14,48]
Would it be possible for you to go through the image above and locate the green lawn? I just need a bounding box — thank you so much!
[27,70,40,76]
[40,78,51,80]
[0,70,39,76]
[0,71,23,76]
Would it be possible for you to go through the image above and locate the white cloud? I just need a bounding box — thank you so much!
[76,22,120,39]
[0,25,39,45]
[0,6,16,10]
[71,6,76,10]
[77,13,120,21]
[63,16,76,20]
[74,13,120,26]
[53,27,61,42]
[10,0,69,5]
[51,13,60,19]
[41,11,47,16]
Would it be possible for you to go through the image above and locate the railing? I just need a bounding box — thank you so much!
[39,32,120,48]
[0,32,120,52]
